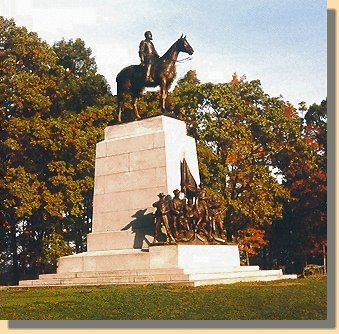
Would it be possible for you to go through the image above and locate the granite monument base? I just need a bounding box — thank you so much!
[19,244,297,287]
[19,116,297,287]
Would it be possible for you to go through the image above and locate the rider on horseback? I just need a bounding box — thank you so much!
[117,34,193,122]
[139,31,159,83]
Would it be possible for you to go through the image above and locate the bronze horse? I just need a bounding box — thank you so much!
[116,35,194,122]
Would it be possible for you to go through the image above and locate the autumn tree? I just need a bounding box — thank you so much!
[0,17,64,282]
[170,72,313,264]
[0,18,113,283]
[170,70,204,138]
[51,38,114,255]
[268,100,327,273]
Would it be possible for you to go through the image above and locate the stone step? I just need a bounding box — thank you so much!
[38,268,185,280]
[19,266,297,288]
[17,245,298,287]
[192,273,297,287]
[182,265,260,274]
[19,272,192,287]
[188,269,283,280]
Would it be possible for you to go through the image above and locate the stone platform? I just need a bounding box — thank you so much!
[19,266,297,288]
[19,245,297,287]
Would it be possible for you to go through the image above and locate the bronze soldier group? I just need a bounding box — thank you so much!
[151,187,227,245]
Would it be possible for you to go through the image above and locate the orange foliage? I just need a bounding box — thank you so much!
[235,227,268,256]
[231,72,239,85]
[226,151,238,164]
[283,103,298,119]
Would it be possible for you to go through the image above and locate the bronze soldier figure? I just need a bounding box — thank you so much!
[152,193,175,243]
[184,197,195,230]
[208,195,227,241]
[195,184,209,227]
[170,189,186,236]
[139,30,159,83]
[194,184,214,242]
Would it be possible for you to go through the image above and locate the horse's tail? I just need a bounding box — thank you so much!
[116,69,124,101]
[116,72,122,106]
[116,66,131,102]
[115,68,125,84]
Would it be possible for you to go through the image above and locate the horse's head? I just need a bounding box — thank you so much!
[177,34,194,55]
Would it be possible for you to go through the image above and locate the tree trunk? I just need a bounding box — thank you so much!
[246,251,250,266]
[9,220,19,285]
[323,244,327,275]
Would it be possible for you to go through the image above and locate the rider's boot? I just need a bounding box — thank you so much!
[146,64,154,83]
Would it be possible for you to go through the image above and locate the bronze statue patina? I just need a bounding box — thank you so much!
[170,189,192,240]
[139,31,159,83]
[152,192,176,244]
[151,189,227,245]
[151,160,228,244]
[184,197,196,231]
[194,184,213,242]
[208,195,227,242]
[169,189,185,234]
[116,34,194,122]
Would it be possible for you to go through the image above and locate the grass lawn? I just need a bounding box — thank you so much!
[0,277,326,320]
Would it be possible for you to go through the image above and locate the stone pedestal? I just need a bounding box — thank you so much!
[88,115,200,251]
[18,115,298,287]
[55,115,202,274]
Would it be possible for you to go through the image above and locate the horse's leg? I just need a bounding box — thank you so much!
[117,94,122,123]
[160,78,167,113]
[132,96,141,120]
[117,82,124,123]
[131,85,143,121]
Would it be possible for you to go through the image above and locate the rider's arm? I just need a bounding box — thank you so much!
[139,41,145,63]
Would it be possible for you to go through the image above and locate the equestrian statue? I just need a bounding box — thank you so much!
[116,32,194,122]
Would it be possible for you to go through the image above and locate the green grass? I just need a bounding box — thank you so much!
[0,277,326,320]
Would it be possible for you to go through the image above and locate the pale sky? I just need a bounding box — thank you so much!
[1,0,327,108]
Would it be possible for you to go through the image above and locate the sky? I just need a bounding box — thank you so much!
[1,0,327,108]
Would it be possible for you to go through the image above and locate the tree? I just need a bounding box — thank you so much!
[304,99,327,154]
[51,38,115,254]
[268,100,327,273]
[169,72,311,264]
[0,18,114,283]
[53,38,112,112]
[40,226,73,272]
[1,17,64,283]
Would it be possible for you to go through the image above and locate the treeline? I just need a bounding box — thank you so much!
[0,18,326,284]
